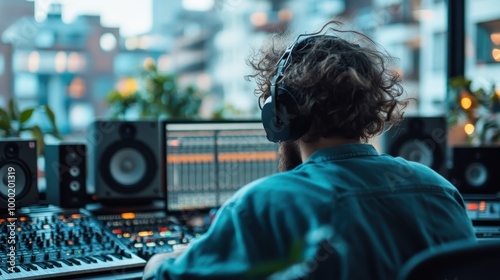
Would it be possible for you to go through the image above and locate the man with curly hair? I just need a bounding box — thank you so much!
[143,20,475,280]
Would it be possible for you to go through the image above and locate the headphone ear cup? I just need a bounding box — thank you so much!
[261,87,309,142]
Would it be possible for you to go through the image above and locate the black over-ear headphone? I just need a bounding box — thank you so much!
[261,33,325,143]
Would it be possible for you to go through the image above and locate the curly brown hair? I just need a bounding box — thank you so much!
[245,20,408,143]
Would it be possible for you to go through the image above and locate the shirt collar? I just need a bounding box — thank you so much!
[306,143,379,163]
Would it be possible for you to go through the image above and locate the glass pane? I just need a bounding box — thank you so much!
[459,0,500,146]
[0,0,452,135]
[466,0,500,82]
[287,0,448,115]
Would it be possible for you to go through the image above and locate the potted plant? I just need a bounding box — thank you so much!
[448,76,500,145]
[0,98,61,155]
[106,60,205,120]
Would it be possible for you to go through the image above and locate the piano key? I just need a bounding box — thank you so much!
[59,259,73,266]
[68,258,81,265]
[0,254,145,279]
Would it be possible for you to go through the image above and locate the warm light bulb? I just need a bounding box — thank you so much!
[464,123,475,135]
[250,12,268,27]
[68,77,86,98]
[117,78,138,97]
[460,96,472,110]
[492,33,500,45]
[55,51,67,73]
[28,51,40,72]
[493,48,500,62]
[278,9,293,21]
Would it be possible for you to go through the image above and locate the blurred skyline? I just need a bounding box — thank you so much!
[34,0,153,36]
[2,0,499,136]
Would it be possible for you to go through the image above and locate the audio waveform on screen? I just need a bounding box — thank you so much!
[164,122,278,211]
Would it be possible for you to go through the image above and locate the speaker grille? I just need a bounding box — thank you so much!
[91,120,162,202]
[450,146,500,196]
[45,143,88,208]
[100,141,157,192]
[382,116,447,176]
[0,139,39,209]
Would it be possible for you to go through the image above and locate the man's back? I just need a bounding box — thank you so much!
[152,143,475,280]
[253,143,476,279]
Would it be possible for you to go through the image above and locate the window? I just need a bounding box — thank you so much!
[465,0,500,86]
[1,0,455,134]
[476,20,500,64]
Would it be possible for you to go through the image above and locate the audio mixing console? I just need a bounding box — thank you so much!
[0,206,145,279]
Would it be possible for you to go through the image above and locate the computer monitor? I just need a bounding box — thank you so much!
[162,120,279,213]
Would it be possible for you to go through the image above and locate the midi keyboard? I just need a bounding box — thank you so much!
[0,206,145,279]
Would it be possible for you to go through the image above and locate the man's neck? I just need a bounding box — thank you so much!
[298,137,361,162]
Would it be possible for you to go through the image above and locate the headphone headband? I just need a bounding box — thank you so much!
[262,33,328,143]
[270,33,328,117]
[272,34,325,90]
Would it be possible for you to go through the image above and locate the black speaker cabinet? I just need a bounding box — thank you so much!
[45,143,88,208]
[0,139,39,209]
[90,120,162,202]
[381,116,447,176]
[450,146,500,195]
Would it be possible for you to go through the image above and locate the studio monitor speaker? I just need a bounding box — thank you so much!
[90,120,162,202]
[0,139,39,209]
[45,143,88,208]
[381,116,447,176]
[449,146,500,195]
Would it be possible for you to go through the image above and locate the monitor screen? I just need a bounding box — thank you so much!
[163,120,278,212]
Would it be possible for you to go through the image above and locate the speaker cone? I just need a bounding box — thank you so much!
[100,140,157,193]
[110,148,146,186]
[66,151,80,165]
[465,163,488,187]
[383,116,447,176]
[0,161,29,199]
[390,136,442,172]
[69,181,81,192]
[396,139,434,167]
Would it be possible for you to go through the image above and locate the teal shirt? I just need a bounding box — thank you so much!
[152,143,475,279]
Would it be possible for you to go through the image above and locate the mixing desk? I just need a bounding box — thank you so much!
[2,198,500,280]
[0,206,145,279]
[96,211,208,261]
[465,199,500,242]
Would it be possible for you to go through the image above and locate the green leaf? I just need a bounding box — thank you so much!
[449,76,473,93]
[44,105,61,137]
[106,90,121,102]
[8,98,19,121]
[491,131,500,143]
[31,125,44,156]
[0,107,12,130]
[19,108,35,124]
